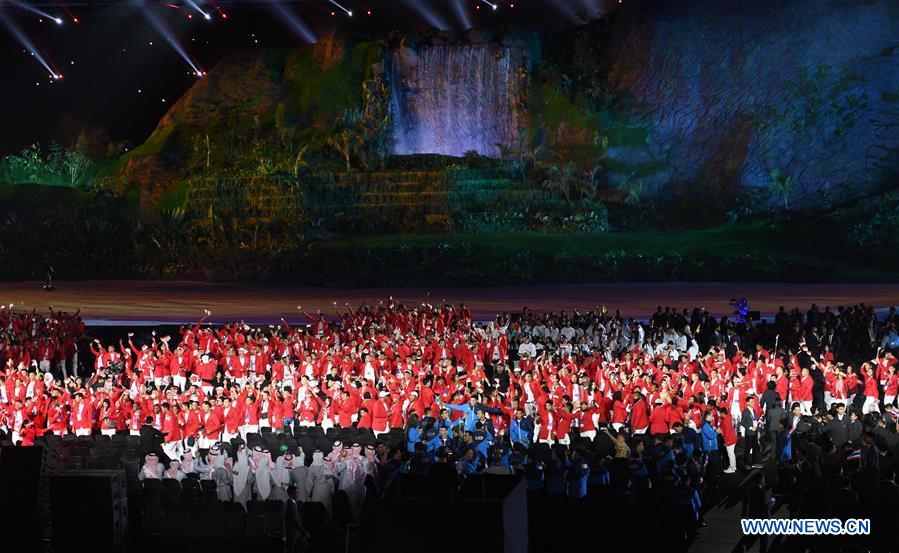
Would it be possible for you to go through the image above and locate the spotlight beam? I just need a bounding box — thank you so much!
[327,0,351,16]
[451,0,471,30]
[549,0,580,24]
[0,12,60,78]
[183,0,211,19]
[270,1,317,44]
[406,0,451,31]
[8,0,64,23]
[135,1,205,77]
[479,0,498,11]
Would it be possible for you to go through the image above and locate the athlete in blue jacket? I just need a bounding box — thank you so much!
[565,449,590,499]
[441,396,481,432]
[509,411,533,447]
[701,419,719,452]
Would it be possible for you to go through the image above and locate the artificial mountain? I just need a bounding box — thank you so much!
[107,0,899,222]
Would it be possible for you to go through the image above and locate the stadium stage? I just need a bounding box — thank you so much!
[1,280,896,324]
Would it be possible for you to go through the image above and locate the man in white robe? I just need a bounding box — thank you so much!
[232,447,253,508]
[271,453,293,501]
[289,449,309,501]
[252,447,275,501]
[139,453,164,480]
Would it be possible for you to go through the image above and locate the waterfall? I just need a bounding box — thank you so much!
[387,43,525,158]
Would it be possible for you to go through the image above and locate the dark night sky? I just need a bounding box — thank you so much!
[0,0,615,156]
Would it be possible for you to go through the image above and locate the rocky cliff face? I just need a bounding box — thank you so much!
[111,49,289,215]
[108,33,379,217]
[604,0,899,201]
[386,33,534,157]
[112,0,899,217]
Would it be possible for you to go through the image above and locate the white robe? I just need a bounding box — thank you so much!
[213,454,233,501]
[337,455,367,521]
[290,466,309,502]
[232,450,252,508]
[253,455,274,501]
[307,452,333,520]
[271,457,291,501]
[139,462,163,480]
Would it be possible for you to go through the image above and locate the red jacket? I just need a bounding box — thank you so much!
[864,376,878,398]
[72,399,92,430]
[161,411,181,441]
[721,413,738,446]
[182,410,201,437]
[649,404,669,434]
[630,399,649,430]
[798,375,814,401]
[200,410,222,436]
[297,397,317,424]
[553,410,576,439]
[222,406,242,433]
[370,398,389,432]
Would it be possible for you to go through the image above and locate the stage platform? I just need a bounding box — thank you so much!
[0,281,896,325]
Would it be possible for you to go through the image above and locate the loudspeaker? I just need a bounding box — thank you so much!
[0,446,56,552]
[370,474,527,553]
[51,469,128,551]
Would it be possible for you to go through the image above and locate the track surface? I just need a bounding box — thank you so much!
[0,281,896,325]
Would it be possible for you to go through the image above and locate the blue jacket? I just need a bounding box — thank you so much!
[565,460,589,499]
[456,456,479,477]
[406,427,421,454]
[524,461,545,490]
[777,430,793,462]
[546,460,569,495]
[655,448,675,475]
[588,465,611,487]
[488,448,512,472]
[427,435,457,454]
[681,426,698,458]
[443,403,479,431]
[700,422,718,452]
[509,417,533,446]
[472,430,493,461]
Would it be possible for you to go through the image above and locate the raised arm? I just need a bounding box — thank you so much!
[443,402,466,414]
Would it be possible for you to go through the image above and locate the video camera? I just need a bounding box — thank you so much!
[107,360,125,374]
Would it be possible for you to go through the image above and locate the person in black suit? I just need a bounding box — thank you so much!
[139,415,167,460]
[741,396,761,468]
[786,403,811,434]
[765,400,786,454]
[847,411,863,445]
[860,432,880,477]
[760,381,781,413]
[284,485,310,553]
[822,410,849,449]
[738,472,771,553]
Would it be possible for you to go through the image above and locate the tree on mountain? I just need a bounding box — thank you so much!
[327,129,362,172]
[59,149,91,187]
[769,169,794,210]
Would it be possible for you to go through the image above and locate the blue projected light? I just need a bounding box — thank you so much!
[730,298,750,323]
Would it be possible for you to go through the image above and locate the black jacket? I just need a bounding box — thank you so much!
[139,424,166,457]
[284,497,307,539]
[766,406,786,431]
[847,420,863,444]
[823,419,849,448]
[741,408,759,433]
[760,390,781,412]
